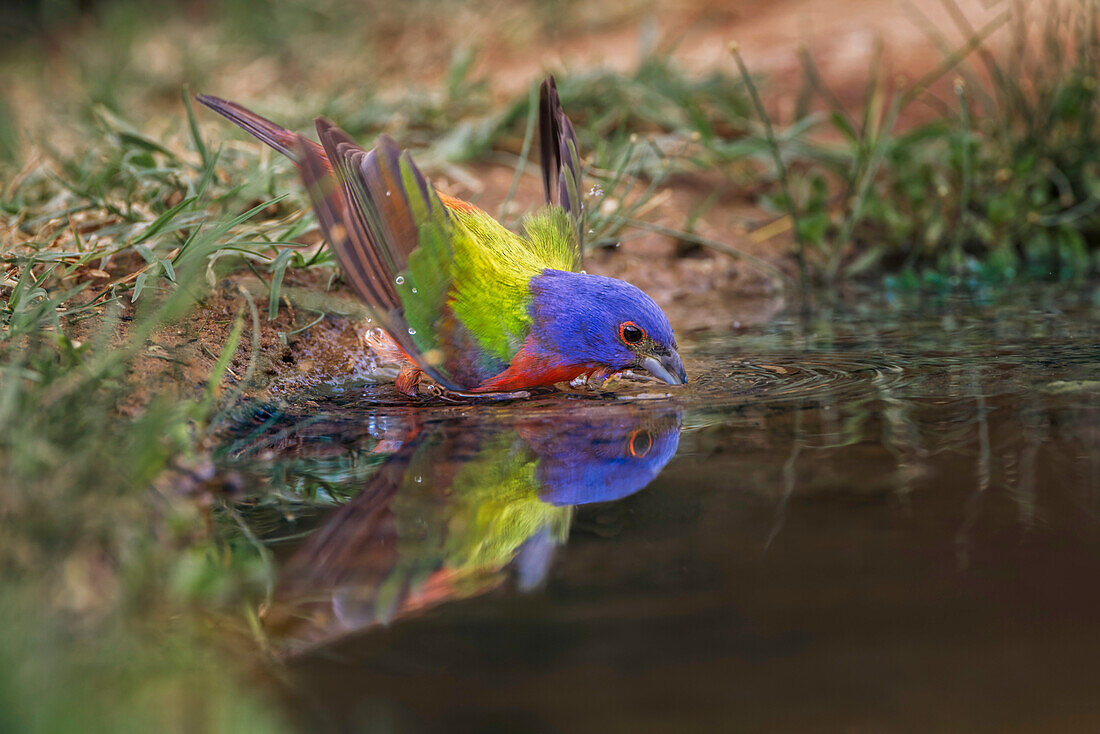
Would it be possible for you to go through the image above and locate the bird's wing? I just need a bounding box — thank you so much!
[297,121,463,389]
[538,75,585,269]
[299,120,547,387]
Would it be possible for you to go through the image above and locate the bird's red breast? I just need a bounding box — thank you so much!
[474,338,595,392]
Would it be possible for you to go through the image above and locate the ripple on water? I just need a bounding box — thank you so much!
[720,356,908,402]
[684,336,1098,411]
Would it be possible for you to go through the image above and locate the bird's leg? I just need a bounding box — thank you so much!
[395,366,425,398]
[395,367,529,402]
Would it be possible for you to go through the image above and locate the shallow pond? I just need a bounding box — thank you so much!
[219,284,1099,732]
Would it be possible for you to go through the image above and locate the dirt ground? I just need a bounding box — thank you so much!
[482,0,998,107]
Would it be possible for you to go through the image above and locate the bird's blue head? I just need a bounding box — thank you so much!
[528,269,686,385]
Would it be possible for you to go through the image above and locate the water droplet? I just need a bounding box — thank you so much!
[415,475,422,483]
[411,287,418,294]
[408,327,417,335]
[386,190,392,197]
[395,275,405,285]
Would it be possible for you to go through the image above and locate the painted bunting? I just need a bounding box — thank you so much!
[197,77,687,397]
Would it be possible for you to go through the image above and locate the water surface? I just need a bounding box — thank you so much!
[222,284,1100,732]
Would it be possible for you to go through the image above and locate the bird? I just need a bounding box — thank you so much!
[196,76,686,399]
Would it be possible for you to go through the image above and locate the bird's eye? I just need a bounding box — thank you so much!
[619,321,645,345]
[628,429,653,458]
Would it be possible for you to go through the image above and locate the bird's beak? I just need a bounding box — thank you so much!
[640,350,687,386]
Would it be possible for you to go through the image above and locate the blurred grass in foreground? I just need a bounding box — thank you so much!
[0,92,290,732]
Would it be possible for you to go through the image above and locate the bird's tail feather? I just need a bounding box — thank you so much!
[195,94,314,161]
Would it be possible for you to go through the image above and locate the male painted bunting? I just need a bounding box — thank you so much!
[197,77,687,397]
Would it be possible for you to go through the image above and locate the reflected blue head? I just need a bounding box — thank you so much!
[529,411,682,506]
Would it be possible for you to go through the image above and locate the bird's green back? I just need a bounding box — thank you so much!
[401,203,579,366]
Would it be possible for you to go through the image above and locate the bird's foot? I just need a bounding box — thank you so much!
[573,367,624,391]
[396,367,532,402]
[395,366,425,398]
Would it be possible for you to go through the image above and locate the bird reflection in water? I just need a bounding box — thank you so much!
[252,402,681,653]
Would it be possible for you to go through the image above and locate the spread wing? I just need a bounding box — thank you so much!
[538,75,585,268]
[296,122,464,389]
[297,121,547,389]
[198,97,578,388]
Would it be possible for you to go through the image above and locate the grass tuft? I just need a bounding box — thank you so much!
[731,0,1100,286]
